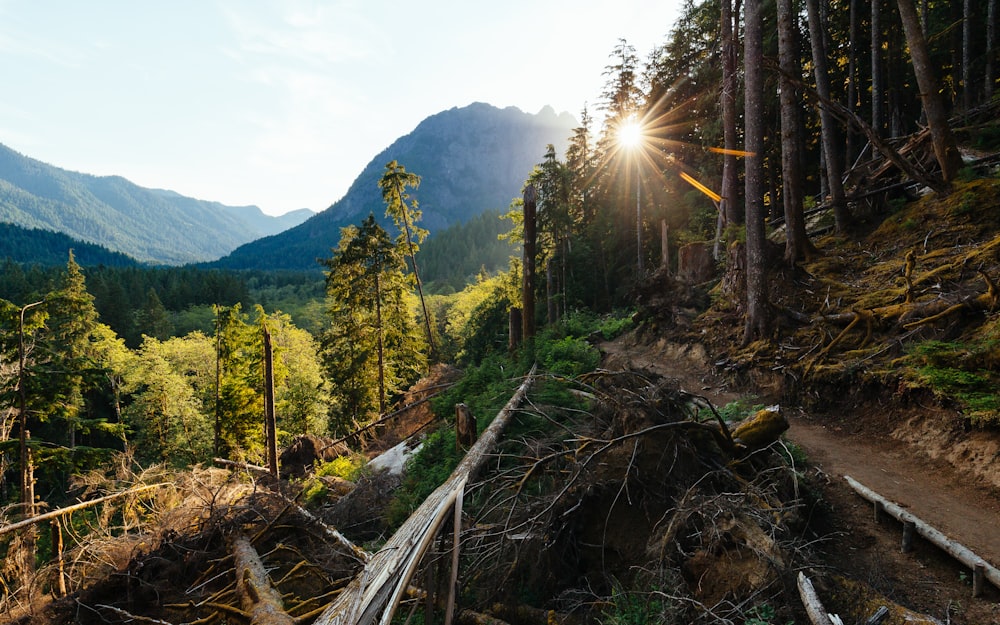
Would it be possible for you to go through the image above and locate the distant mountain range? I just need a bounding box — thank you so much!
[0,143,313,265]
[1,102,575,270]
[209,102,576,270]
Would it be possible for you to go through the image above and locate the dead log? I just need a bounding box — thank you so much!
[796,572,837,625]
[845,475,1000,593]
[277,496,370,564]
[232,534,295,625]
[314,366,537,625]
[0,483,163,537]
[213,458,271,475]
[732,406,789,452]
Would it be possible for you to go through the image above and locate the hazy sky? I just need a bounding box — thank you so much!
[0,1,683,216]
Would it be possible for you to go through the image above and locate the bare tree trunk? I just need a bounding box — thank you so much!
[806,0,849,231]
[743,0,771,345]
[964,0,973,110]
[375,272,386,415]
[778,0,817,263]
[845,0,860,168]
[263,325,278,478]
[521,186,537,342]
[896,0,965,184]
[872,0,885,136]
[988,0,997,99]
[720,0,743,234]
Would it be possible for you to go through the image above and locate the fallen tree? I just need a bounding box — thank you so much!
[313,366,537,625]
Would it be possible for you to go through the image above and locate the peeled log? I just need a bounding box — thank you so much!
[232,535,295,625]
[845,475,1000,593]
[797,572,837,625]
[732,406,789,451]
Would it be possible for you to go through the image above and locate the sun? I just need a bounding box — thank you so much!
[618,117,643,149]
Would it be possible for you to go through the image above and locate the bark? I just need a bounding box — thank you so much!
[845,0,860,168]
[522,186,537,342]
[0,484,163,536]
[263,326,278,478]
[797,572,837,625]
[778,0,817,262]
[989,0,997,99]
[964,0,973,111]
[845,475,1000,591]
[720,0,742,232]
[895,0,965,184]
[315,367,537,625]
[232,535,295,625]
[872,0,885,136]
[743,0,772,344]
[455,403,477,449]
[806,0,849,231]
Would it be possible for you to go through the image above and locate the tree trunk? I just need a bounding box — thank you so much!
[263,326,278,478]
[988,0,997,99]
[896,0,965,184]
[778,0,817,263]
[964,0,973,110]
[872,0,885,136]
[720,0,742,232]
[743,0,771,345]
[375,272,386,415]
[806,0,849,231]
[232,535,296,625]
[845,0,860,168]
[521,185,537,342]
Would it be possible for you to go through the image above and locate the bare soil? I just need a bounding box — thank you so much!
[600,334,1000,624]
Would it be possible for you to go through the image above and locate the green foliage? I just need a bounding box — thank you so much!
[716,399,765,422]
[315,454,367,481]
[905,339,1000,425]
[536,335,600,377]
[744,603,793,625]
[321,215,427,434]
[600,579,677,625]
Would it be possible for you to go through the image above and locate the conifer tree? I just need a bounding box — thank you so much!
[380,161,436,359]
[322,215,426,434]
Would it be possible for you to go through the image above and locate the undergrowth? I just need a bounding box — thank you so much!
[385,309,633,530]
[903,328,1000,426]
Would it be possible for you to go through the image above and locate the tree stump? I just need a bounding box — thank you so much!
[456,403,477,449]
[677,241,715,285]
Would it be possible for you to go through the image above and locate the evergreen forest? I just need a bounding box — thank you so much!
[3,1,1000,623]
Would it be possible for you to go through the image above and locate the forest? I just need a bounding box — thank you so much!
[2,0,1000,623]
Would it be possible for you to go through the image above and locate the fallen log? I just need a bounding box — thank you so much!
[314,366,537,625]
[796,572,837,625]
[232,534,295,625]
[0,483,164,537]
[845,475,1000,594]
[731,405,789,452]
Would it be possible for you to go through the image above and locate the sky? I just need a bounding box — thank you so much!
[0,1,684,216]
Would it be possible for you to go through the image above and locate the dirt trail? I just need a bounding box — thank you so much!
[600,337,1000,569]
[789,415,1000,566]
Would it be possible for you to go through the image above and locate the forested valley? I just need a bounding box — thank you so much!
[3,0,1000,623]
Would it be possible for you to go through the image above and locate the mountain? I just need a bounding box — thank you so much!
[0,143,314,265]
[209,102,576,271]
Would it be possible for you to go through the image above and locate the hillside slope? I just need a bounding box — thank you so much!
[0,143,312,265]
[209,103,575,270]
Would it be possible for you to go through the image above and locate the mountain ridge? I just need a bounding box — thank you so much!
[0,143,314,265]
[208,102,576,271]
